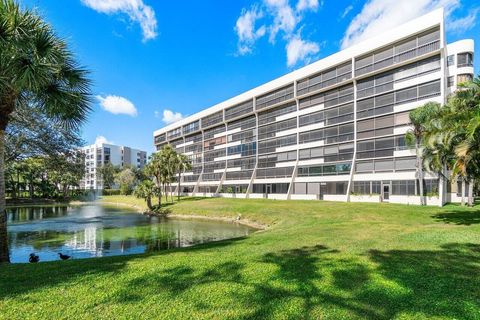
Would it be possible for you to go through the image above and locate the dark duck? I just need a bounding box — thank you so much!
[58,253,71,260]
[29,253,39,263]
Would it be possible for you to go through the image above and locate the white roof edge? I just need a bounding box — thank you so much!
[153,8,445,137]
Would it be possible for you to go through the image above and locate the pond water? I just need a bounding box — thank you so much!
[7,205,254,263]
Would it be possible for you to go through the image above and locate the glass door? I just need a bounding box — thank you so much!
[383,184,390,201]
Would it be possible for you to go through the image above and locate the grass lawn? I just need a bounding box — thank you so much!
[1,197,480,319]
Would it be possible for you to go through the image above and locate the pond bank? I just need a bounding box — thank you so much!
[70,200,267,230]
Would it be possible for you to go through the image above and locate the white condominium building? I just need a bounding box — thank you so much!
[80,142,147,190]
[153,9,474,206]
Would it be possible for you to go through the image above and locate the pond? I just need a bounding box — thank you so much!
[7,205,255,263]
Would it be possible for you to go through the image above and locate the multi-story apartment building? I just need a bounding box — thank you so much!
[153,9,474,206]
[80,142,147,190]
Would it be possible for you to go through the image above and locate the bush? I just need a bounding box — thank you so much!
[102,189,121,196]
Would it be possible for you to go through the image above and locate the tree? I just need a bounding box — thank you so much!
[5,104,83,163]
[405,102,441,205]
[97,163,120,189]
[133,180,157,211]
[145,152,164,207]
[0,0,92,263]
[176,153,191,201]
[115,168,137,195]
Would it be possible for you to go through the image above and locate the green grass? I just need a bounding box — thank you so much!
[1,196,480,319]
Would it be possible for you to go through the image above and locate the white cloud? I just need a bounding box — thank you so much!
[95,135,113,145]
[296,0,320,12]
[97,95,138,117]
[286,35,320,66]
[234,0,321,66]
[81,0,157,42]
[160,109,184,124]
[341,5,353,19]
[235,5,267,55]
[447,8,478,33]
[341,0,476,49]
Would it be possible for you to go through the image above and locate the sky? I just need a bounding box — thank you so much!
[23,0,480,154]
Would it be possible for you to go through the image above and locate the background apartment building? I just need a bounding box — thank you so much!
[153,9,474,206]
[80,142,147,190]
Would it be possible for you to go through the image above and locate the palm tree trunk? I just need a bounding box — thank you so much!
[468,180,474,207]
[416,140,425,205]
[0,129,10,263]
[146,196,152,211]
[177,172,181,201]
[461,179,466,206]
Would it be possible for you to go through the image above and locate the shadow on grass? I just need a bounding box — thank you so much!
[0,236,247,301]
[431,209,480,225]
[2,242,479,319]
[110,243,479,319]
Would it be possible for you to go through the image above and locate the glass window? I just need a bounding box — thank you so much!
[447,55,455,66]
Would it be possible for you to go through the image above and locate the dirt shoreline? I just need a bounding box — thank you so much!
[70,200,267,230]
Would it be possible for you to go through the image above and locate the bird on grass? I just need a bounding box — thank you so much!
[29,253,39,263]
[58,253,71,260]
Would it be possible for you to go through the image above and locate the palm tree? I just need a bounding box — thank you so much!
[451,77,480,206]
[176,153,191,201]
[405,102,440,205]
[133,180,157,211]
[0,0,91,263]
[145,152,164,207]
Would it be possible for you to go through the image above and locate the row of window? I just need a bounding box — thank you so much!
[357,55,440,99]
[355,27,440,76]
[256,84,295,110]
[299,123,354,145]
[357,80,441,119]
[356,157,416,173]
[299,84,354,110]
[297,61,352,96]
[297,162,352,177]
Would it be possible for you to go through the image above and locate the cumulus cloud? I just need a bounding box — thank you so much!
[95,135,113,145]
[286,35,320,67]
[97,95,138,117]
[296,0,320,12]
[234,0,322,66]
[81,0,157,42]
[158,109,184,124]
[341,0,477,49]
[235,5,267,55]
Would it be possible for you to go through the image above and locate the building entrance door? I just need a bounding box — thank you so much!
[383,184,390,202]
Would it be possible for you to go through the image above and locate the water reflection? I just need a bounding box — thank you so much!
[7,205,254,263]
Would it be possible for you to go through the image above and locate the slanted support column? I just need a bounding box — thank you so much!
[192,170,203,196]
[215,169,227,195]
[287,160,299,200]
[246,164,257,199]
[346,154,356,202]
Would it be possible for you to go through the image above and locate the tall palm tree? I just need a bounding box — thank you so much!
[176,153,191,201]
[405,102,440,205]
[0,0,91,263]
[145,152,164,207]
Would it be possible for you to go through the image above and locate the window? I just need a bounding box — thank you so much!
[297,61,352,96]
[457,52,473,67]
[447,76,455,88]
[447,54,455,66]
[201,111,224,129]
[225,100,254,121]
[256,84,294,110]
[392,180,416,196]
[457,74,473,84]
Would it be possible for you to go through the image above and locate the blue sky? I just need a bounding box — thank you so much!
[23,0,479,154]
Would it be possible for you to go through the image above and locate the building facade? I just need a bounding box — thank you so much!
[80,143,147,190]
[153,9,474,206]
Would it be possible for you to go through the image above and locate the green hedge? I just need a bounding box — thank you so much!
[102,189,121,196]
